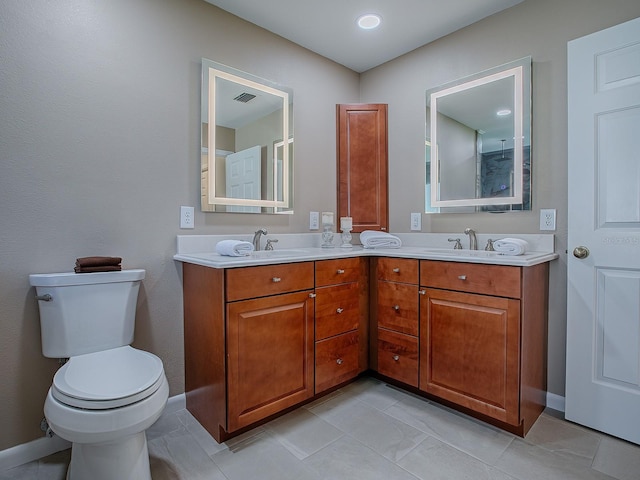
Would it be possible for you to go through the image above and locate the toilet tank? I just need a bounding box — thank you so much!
[29,270,145,358]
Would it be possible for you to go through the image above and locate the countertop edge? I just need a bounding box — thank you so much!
[173,247,559,269]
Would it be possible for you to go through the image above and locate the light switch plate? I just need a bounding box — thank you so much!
[309,211,319,230]
[410,212,422,231]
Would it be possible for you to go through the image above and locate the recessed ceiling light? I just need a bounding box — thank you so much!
[496,109,512,116]
[357,14,382,30]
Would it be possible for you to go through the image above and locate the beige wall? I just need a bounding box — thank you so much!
[360,0,640,398]
[0,0,358,450]
[2,0,640,452]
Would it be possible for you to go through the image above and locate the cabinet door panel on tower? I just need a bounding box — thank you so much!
[337,104,388,233]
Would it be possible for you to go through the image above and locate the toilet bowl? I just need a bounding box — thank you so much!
[29,270,167,480]
[45,346,168,480]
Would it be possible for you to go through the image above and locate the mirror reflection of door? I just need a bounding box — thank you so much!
[225,146,262,213]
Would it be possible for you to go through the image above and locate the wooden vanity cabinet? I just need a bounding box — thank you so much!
[314,257,369,393]
[183,262,315,441]
[372,258,420,387]
[419,260,549,436]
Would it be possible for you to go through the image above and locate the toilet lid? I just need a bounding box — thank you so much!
[52,346,165,410]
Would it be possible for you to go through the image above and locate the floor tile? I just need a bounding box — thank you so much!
[212,430,322,480]
[592,435,640,480]
[177,409,228,456]
[263,407,344,460]
[399,436,518,480]
[148,426,227,480]
[494,438,617,480]
[386,393,514,465]
[313,399,428,462]
[303,435,419,480]
[524,413,602,466]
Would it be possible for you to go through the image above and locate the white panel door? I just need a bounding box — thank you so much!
[566,16,640,444]
[226,145,261,213]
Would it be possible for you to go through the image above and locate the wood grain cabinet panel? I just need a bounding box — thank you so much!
[227,290,315,432]
[315,282,360,341]
[316,257,361,287]
[226,262,314,302]
[376,281,419,336]
[419,288,520,425]
[377,257,419,284]
[377,328,419,388]
[315,331,360,392]
[337,104,388,233]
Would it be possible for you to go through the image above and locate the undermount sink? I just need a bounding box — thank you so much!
[251,249,310,258]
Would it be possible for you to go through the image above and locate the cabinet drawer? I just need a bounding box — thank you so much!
[316,283,360,340]
[377,281,419,336]
[420,260,521,298]
[377,257,419,284]
[226,262,314,302]
[316,257,361,287]
[315,331,360,392]
[377,328,418,387]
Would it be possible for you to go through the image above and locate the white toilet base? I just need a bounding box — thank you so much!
[67,432,151,480]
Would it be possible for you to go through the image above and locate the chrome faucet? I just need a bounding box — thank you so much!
[252,228,267,251]
[464,228,477,250]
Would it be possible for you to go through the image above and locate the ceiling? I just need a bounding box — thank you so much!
[203,0,524,72]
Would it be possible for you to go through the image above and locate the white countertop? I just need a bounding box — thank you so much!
[174,233,558,268]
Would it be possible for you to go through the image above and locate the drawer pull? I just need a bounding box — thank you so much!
[336,358,344,365]
[272,277,282,283]
[418,289,426,295]
[458,275,467,280]
[309,293,316,298]
[336,308,344,314]
[392,267,401,273]
[392,355,400,362]
[336,269,345,274]
[393,305,400,311]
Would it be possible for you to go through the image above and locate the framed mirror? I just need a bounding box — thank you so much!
[201,59,294,213]
[425,57,531,213]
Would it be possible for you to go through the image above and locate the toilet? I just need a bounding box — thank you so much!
[29,269,168,480]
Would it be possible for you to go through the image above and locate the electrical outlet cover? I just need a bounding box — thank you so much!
[540,208,556,231]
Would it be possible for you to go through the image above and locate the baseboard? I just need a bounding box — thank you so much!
[0,393,187,472]
[546,392,566,413]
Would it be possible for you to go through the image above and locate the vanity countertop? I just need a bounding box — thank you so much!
[174,234,558,269]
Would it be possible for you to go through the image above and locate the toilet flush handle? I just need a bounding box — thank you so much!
[35,294,53,302]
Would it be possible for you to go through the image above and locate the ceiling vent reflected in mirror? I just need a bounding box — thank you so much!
[233,92,257,103]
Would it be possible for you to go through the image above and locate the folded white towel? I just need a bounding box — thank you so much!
[360,230,402,249]
[215,240,254,257]
[494,237,529,256]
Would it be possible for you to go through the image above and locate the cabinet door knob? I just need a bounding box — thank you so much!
[336,358,344,365]
[393,355,400,361]
[336,308,344,314]
[272,277,282,283]
[418,289,426,295]
[336,269,345,274]
[392,267,400,273]
[309,293,316,298]
[393,305,400,311]
[458,275,467,280]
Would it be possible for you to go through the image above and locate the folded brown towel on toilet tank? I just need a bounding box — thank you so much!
[74,265,122,273]
[75,256,122,267]
[74,256,122,273]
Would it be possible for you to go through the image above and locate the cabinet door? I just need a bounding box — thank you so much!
[227,291,314,432]
[337,103,388,233]
[420,288,521,425]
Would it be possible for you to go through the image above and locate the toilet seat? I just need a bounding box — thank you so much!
[52,346,164,410]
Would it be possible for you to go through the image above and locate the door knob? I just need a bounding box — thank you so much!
[573,246,590,259]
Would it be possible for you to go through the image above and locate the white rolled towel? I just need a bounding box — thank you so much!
[494,237,529,256]
[360,230,402,249]
[215,239,254,257]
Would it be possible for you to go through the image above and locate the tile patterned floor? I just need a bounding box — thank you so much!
[3,378,640,479]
